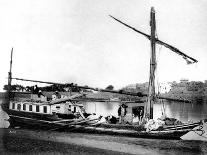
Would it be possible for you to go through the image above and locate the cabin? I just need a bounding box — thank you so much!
[9,101,84,117]
[9,101,51,114]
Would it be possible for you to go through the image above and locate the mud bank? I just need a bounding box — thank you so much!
[0,128,207,155]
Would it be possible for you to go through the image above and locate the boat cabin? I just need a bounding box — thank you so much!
[9,101,84,116]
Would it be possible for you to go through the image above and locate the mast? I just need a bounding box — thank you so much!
[7,48,13,104]
[144,7,156,120]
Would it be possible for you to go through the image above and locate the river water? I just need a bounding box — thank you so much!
[153,100,207,122]
[84,100,207,123]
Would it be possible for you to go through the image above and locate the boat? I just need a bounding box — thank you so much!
[2,7,205,139]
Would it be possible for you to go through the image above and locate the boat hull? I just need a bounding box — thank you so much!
[6,112,201,140]
[71,126,193,139]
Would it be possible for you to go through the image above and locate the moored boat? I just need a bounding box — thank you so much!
[2,7,206,139]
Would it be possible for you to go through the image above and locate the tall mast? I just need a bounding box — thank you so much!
[7,48,13,102]
[110,7,198,119]
[144,7,156,120]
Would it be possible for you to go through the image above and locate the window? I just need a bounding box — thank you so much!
[43,106,47,113]
[73,107,76,113]
[36,105,40,112]
[12,103,15,109]
[29,105,32,111]
[23,104,26,110]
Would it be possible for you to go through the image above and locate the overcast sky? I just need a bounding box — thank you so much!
[0,0,207,91]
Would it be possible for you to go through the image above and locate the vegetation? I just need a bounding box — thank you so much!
[105,85,114,90]
[3,83,84,92]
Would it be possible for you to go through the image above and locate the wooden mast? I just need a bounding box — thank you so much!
[7,48,13,105]
[144,7,156,120]
[110,8,198,119]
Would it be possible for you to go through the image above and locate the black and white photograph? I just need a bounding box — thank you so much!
[0,0,207,154]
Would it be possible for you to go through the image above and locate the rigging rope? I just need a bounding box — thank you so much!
[155,43,162,97]
[191,125,207,139]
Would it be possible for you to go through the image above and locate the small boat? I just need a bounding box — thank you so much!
[2,7,205,139]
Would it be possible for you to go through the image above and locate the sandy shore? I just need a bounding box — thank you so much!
[0,128,207,155]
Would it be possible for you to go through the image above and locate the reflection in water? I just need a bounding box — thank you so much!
[85,100,207,122]
[154,101,207,122]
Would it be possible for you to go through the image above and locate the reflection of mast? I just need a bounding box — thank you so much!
[145,7,156,119]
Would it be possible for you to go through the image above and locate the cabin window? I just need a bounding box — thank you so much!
[73,107,76,113]
[17,104,21,111]
[36,105,40,112]
[12,103,15,109]
[43,106,47,113]
[56,106,60,109]
[29,105,32,111]
[23,104,26,110]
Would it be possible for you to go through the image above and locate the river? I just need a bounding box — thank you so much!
[153,100,207,122]
[84,100,207,123]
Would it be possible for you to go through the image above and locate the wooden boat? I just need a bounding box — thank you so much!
[1,7,205,139]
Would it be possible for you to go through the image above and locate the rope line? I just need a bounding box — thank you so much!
[190,125,207,139]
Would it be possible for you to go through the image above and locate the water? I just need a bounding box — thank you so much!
[153,101,207,122]
[84,100,207,123]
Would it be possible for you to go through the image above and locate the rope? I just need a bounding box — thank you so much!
[192,130,207,139]
[155,43,163,99]
[190,125,207,139]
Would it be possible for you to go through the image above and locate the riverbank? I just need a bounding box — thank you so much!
[0,128,207,155]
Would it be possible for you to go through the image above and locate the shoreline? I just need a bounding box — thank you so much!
[0,128,207,155]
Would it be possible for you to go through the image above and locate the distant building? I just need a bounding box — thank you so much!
[180,79,189,83]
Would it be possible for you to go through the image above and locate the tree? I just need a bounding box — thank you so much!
[3,85,8,91]
[105,85,114,90]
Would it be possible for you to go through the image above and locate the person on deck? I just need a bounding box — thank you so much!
[33,85,39,94]
[118,104,127,124]
[138,107,144,123]
[37,90,44,98]
[55,91,61,99]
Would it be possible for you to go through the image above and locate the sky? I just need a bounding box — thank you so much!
[0,0,207,91]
